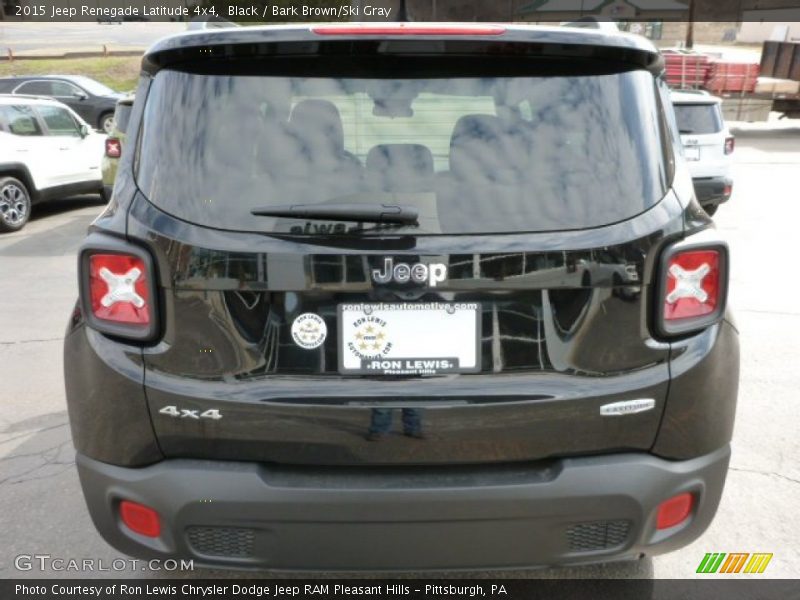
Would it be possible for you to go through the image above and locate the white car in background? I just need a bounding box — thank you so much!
[671,90,734,216]
[0,94,104,232]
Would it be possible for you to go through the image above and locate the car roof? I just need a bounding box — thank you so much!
[670,90,722,104]
[0,74,82,82]
[0,93,68,107]
[143,22,661,74]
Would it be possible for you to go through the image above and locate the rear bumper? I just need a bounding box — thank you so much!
[77,445,730,571]
[692,176,732,206]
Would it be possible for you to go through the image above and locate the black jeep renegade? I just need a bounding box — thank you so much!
[64,23,739,570]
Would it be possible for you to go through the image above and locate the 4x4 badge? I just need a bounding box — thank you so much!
[372,258,447,287]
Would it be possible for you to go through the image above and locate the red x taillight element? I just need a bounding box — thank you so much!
[88,254,150,326]
[724,136,735,155]
[658,243,727,336]
[664,250,720,321]
[105,137,121,158]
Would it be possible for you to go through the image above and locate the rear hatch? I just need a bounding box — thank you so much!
[674,100,729,178]
[131,34,681,465]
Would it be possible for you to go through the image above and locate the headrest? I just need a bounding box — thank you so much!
[289,99,345,152]
[449,114,527,182]
[366,144,434,176]
[365,144,435,192]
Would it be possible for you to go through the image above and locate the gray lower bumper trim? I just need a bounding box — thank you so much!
[77,446,730,571]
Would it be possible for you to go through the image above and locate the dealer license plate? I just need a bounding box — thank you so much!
[684,146,701,161]
[338,302,481,375]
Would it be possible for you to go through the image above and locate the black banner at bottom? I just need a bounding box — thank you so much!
[3,579,800,600]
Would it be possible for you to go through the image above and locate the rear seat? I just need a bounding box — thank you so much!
[437,114,533,231]
[366,144,435,193]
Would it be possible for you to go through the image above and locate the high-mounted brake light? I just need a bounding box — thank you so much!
[724,136,735,155]
[80,242,158,341]
[657,242,728,336]
[312,24,506,36]
[105,137,122,159]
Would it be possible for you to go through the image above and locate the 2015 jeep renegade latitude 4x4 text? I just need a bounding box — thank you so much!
[64,23,739,570]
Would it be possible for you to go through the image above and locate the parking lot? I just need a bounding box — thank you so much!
[0,124,799,580]
[0,22,184,54]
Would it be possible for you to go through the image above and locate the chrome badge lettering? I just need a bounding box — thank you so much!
[372,258,447,287]
[159,405,222,420]
[600,399,656,416]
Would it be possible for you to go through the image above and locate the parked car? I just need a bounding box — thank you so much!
[671,90,734,216]
[65,23,739,571]
[0,95,104,232]
[101,94,135,200]
[0,75,123,134]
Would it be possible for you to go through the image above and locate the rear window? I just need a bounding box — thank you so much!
[137,67,668,235]
[114,102,132,134]
[673,103,722,135]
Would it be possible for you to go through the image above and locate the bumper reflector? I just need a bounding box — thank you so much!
[656,492,694,530]
[120,500,161,538]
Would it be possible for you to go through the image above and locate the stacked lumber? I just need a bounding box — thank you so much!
[663,50,711,89]
[705,60,760,93]
[754,77,800,95]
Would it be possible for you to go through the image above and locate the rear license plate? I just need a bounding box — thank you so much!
[338,302,481,375]
[684,146,701,161]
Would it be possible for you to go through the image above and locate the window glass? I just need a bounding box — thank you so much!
[138,69,667,235]
[37,105,81,137]
[69,76,114,96]
[0,105,43,136]
[16,81,55,95]
[673,103,723,135]
[49,81,83,97]
[113,103,133,134]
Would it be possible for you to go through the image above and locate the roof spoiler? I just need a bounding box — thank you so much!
[144,23,663,76]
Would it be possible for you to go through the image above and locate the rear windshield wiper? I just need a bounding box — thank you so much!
[251,203,419,225]
[679,129,695,134]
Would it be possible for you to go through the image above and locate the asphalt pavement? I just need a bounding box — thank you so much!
[0,126,798,580]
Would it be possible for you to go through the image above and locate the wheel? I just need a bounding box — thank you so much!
[0,176,32,233]
[99,113,115,135]
[703,204,718,217]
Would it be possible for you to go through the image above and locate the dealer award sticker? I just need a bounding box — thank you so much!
[291,313,327,349]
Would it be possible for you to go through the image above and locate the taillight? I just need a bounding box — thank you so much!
[657,241,728,336]
[79,241,157,340]
[105,137,121,158]
[724,136,735,155]
[89,254,149,325]
[312,24,506,36]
